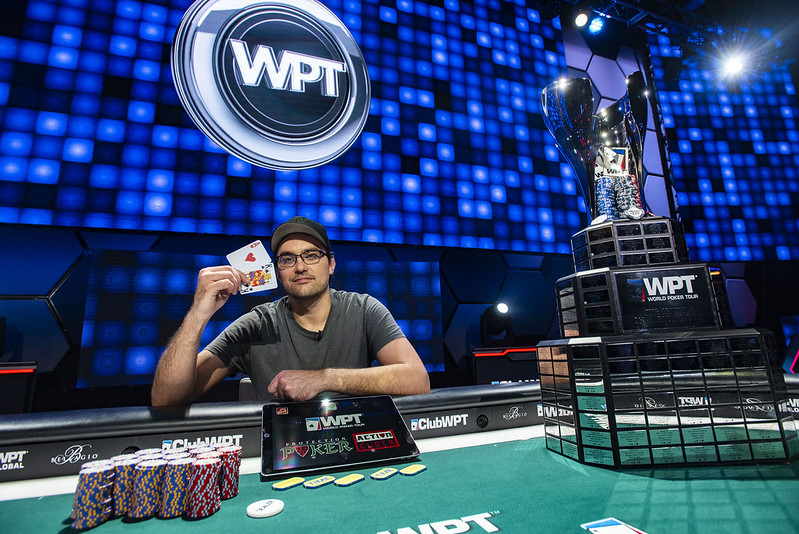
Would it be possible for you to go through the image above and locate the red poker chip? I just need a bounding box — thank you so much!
[189,446,216,457]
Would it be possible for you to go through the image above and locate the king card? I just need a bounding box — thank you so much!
[226,240,278,293]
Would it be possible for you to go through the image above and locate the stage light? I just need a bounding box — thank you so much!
[574,12,588,28]
[710,44,758,81]
[480,302,514,347]
[722,54,745,76]
[588,15,604,35]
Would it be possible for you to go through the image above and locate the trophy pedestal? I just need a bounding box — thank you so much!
[539,217,797,467]
[571,217,689,272]
[556,263,733,337]
[538,329,799,467]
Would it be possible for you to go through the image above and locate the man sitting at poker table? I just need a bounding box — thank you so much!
[151,216,430,406]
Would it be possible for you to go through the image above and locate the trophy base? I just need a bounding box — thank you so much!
[556,263,734,337]
[537,328,799,468]
[571,217,689,273]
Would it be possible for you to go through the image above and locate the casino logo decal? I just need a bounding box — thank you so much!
[0,450,28,471]
[50,444,98,465]
[501,405,528,421]
[172,0,370,169]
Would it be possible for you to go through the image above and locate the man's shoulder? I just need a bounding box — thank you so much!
[330,289,376,306]
[330,290,391,321]
[249,297,290,319]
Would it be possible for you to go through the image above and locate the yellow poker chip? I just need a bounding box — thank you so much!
[399,464,427,476]
[334,474,364,487]
[271,477,305,491]
[370,468,398,480]
[303,475,335,489]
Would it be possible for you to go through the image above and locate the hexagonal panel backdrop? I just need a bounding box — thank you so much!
[561,26,674,219]
[439,249,573,370]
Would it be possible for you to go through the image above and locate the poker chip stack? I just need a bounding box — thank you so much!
[189,446,216,457]
[164,450,191,462]
[614,174,645,219]
[594,174,617,221]
[135,448,163,458]
[109,454,139,517]
[196,450,223,507]
[159,457,195,519]
[186,457,222,519]
[195,450,222,461]
[69,443,243,526]
[70,461,116,531]
[129,459,167,519]
[218,445,243,500]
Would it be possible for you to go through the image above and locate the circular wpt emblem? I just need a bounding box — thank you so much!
[172,0,370,170]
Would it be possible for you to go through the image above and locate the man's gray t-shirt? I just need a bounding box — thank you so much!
[204,289,405,400]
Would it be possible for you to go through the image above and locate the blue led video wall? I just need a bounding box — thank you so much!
[5,0,799,391]
[79,249,442,388]
[0,0,581,252]
[3,2,799,257]
[649,34,799,262]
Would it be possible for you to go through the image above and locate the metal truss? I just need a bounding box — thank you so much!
[584,1,734,52]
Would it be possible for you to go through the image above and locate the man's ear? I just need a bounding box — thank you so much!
[328,253,336,276]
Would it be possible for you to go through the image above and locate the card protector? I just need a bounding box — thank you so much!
[370,468,398,480]
[334,474,365,487]
[303,475,335,489]
[399,464,427,476]
[271,477,305,491]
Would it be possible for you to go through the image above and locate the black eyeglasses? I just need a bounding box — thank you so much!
[276,249,328,268]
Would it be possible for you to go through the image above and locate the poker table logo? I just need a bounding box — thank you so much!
[172,0,370,169]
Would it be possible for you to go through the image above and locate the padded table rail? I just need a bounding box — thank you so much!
[0,383,543,482]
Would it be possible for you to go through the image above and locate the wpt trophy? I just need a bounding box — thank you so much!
[541,72,648,225]
[542,72,688,272]
[536,72,798,468]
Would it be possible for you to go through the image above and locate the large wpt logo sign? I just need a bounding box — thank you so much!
[172,0,370,170]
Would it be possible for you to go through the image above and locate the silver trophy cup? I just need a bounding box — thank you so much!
[541,73,648,225]
[540,77,599,223]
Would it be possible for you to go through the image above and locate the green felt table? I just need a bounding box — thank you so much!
[2,437,798,533]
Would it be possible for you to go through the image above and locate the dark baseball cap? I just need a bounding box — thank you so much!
[270,216,331,255]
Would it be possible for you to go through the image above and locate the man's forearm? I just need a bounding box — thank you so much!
[324,364,430,397]
[268,363,430,401]
[151,311,208,406]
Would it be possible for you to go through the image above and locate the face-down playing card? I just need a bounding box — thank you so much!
[226,240,278,293]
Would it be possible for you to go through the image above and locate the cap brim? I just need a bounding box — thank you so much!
[270,223,327,254]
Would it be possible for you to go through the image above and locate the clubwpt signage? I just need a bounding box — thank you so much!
[172,0,370,169]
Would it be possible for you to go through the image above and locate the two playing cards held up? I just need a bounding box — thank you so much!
[226,240,277,294]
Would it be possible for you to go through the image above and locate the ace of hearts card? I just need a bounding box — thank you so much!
[226,240,278,293]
